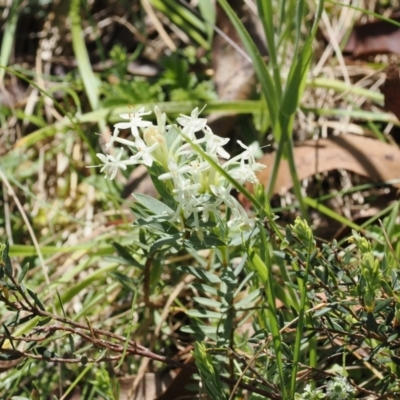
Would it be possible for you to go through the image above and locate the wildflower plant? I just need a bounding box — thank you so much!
[87,107,399,400]
[325,376,356,400]
[92,106,265,241]
[295,377,356,400]
[2,106,400,399]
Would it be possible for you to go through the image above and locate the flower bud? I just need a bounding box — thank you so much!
[143,125,169,168]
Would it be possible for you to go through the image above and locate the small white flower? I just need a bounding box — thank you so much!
[237,140,261,164]
[154,105,168,135]
[210,185,236,209]
[228,160,265,185]
[228,199,256,231]
[169,179,202,222]
[198,196,219,222]
[114,107,152,138]
[295,384,325,400]
[205,132,230,159]
[94,149,127,180]
[177,107,208,139]
[326,376,356,400]
[105,128,119,151]
[106,127,137,150]
[251,162,266,172]
[224,140,264,169]
[190,160,209,184]
[129,137,158,167]
[143,125,169,168]
[158,159,192,182]
[229,164,257,185]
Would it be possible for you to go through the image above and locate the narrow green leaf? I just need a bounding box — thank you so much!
[187,310,222,319]
[235,289,261,309]
[193,297,222,308]
[18,258,32,283]
[180,324,217,336]
[112,242,142,267]
[150,233,182,253]
[198,0,216,43]
[178,266,221,283]
[133,193,174,215]
[27,288,46,311]
[217,0,278,127]
[149,0,209,49]
[70,0,100,111]
[256,0,282,100]
[374,298,393,314]
[0,0,21,84]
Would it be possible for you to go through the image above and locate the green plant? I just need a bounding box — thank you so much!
[2,1,400,399]
[2,105,400,399]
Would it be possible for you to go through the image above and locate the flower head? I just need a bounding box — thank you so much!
[177,107,208,139]
[295,384,325,400]
[94,149,127,180]
[159,159,192,183]
[114,107,152,138]
[326,376,356,400]
[129,137,158,167]
[204,127,230,159]
[91,105,267,239]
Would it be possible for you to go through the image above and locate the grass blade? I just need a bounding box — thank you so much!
[70,0,100,112]
[0,0,21,84]
[217,0,278,129]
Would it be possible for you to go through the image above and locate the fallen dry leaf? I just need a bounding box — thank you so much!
[381,62,400,120]
[119,371,174,400]
[255,135,400,194]
[119,368,195,400]
[344,13,400,57]
[208,1,267,136]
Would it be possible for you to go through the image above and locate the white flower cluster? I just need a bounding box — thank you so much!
[295,384,325,400]
[326,376,356,400]
[295,377,356,400]
[92,106,266,233]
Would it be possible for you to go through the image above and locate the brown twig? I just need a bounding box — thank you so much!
[0,295,281,399]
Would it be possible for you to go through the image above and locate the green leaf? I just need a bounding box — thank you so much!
[74,344,94,355]
[0,349,22,361]
[314,307,332,317]
[193,342,226,400]
[187,310,222,319]
[0,0,21,83]
[179,266,221,283]
[111,272,139,293]
[112,243,142,267]
[149,0,209,49]
[18,258,32,283]
[150,233,183,254]
[180,324,217,336]
[165,125,181,151]
[198,0,216,43]
[70,0,100,111]
[2,239,12,277]
[374,298,393,314]
[184,232,226,250]
[147,161,175,201]
[193,297,222,308]
[27,288,46,311]
[35,346,56,359]
[133,193,174,215]
[235,289,261,309]
[9,314,37,327]
[190,283,219,296]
